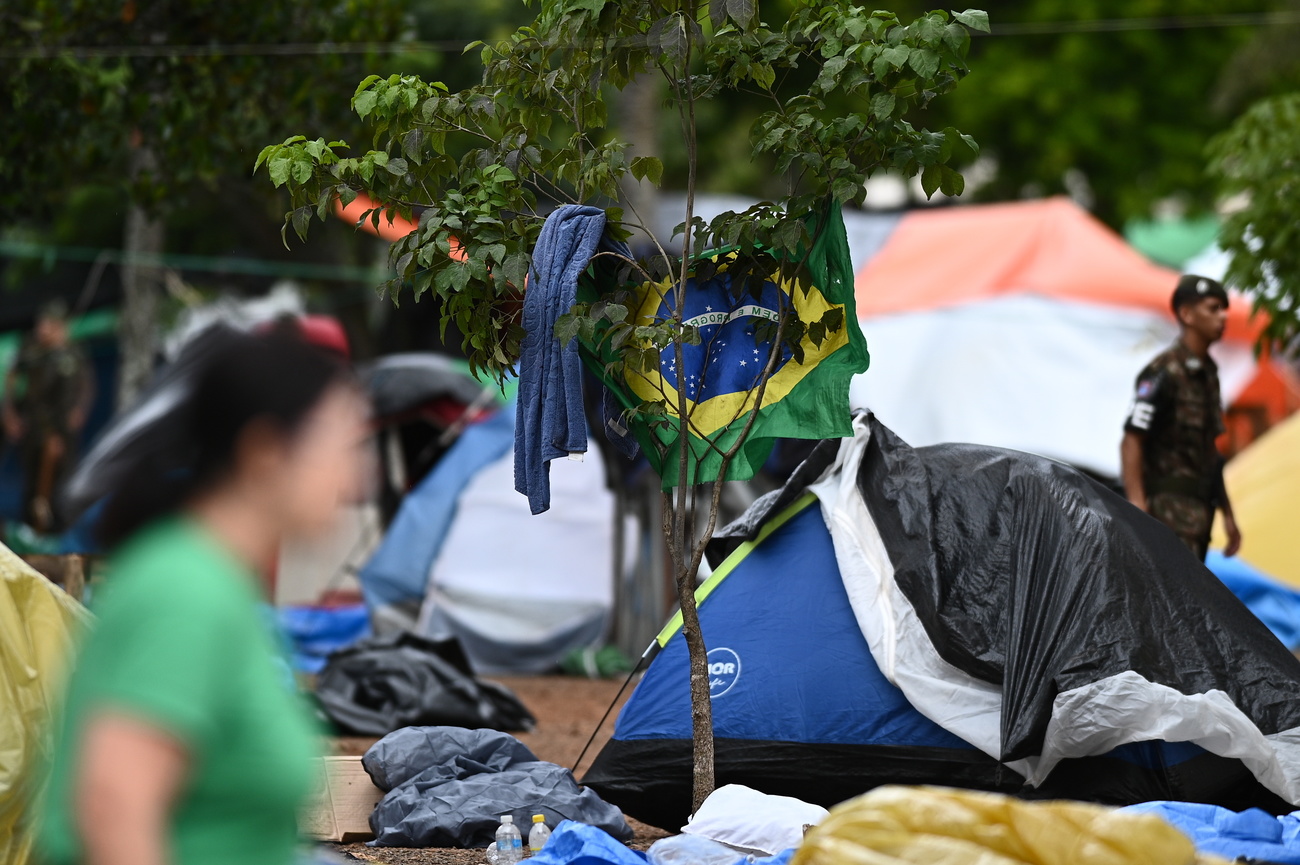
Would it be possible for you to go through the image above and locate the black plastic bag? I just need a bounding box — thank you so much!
[314,632,535,736]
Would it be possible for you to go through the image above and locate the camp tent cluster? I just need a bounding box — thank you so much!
[335,191,1300,828]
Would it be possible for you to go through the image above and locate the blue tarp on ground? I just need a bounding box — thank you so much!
[1122,801,1300,864]
[529,821,648,865]
[1207,550,1300,651]
[277,603,370,673]
[358,408,513,610]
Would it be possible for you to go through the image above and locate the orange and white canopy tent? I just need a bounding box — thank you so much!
[333,192,465,261]
[334,191,419,242]
[849,197,1295,477]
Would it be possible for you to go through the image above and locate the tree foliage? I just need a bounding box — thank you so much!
[1208,92,1300,350]
[260,0,983,381]
[889,0,1272,225]
[0,0,408,223]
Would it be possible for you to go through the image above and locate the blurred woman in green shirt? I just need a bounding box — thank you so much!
[36,329,368,865]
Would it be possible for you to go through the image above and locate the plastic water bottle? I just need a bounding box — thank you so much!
[495,815,523,864]
[528,814,551,852]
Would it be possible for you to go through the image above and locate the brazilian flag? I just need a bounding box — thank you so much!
[584,203,868,487]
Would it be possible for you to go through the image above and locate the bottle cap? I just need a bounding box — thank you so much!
[501,815,513,823]
[533,814,545,823]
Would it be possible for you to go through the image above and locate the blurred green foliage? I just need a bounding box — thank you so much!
[924,0,1273,225]
[0,0,410,223]
[1209,93,1300,348]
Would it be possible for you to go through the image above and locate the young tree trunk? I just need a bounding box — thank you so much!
[677,552,716,812]
[667,484,716,814]
[118,148,164,409]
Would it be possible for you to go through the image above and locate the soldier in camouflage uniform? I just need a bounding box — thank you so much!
[2,302,92,532]
[1121,274,1241,561]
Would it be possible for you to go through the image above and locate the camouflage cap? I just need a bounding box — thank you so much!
[1171,274,1228,313]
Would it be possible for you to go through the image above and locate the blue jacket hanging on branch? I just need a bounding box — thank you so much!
[514,205,634,515]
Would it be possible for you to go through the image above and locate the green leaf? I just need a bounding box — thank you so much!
[291,206,312,242]
[268,157,291,187]
[353,75,382,97]
[709,0,726,29]
[253,144,278,174]
[502,251,530,289]
[630,156,664,185]
[401,129,424,162]
[954,9,990,33]
[384,157,409,175]
[870,92,895,119]
[315,187,334,221]
[921,163,942,198]
[772,218,803,253]
[555,314,581,345]
[353,89,379,118]
[908,48,940,79]
[291,158,313,184]
[831,176,861,202]
[942,167,965,196]
[657,16,687,59]
[874,44,910,77]
[726,0,755,29]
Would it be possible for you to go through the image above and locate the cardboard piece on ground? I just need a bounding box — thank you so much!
[301,756,383,842]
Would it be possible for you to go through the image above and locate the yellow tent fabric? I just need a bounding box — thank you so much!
[0,547,88,865]
[792,786,1228,865]
[1213,412,1300,589]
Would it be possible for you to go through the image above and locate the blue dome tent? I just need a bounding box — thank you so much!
[585,493,1013,830]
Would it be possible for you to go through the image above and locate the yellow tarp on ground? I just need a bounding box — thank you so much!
[793,786,1228,865]
[0,546,88,865]
[1213,412,1300,589]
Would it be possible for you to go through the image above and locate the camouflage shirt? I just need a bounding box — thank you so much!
[1124,340,1224,497]
[11,341,88,437]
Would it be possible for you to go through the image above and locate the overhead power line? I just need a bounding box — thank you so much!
[2,10,1299,60]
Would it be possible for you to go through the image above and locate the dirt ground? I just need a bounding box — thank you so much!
[326,675,670,864]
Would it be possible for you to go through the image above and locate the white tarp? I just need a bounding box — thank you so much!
[849,295,1255,477]
[417,442,615,673]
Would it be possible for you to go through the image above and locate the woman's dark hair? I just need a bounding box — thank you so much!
[97,327,351,549]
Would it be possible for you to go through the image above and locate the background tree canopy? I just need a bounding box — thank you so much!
[666,0,1298,227]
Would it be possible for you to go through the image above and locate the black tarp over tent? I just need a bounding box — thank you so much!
[586,414,1300,827]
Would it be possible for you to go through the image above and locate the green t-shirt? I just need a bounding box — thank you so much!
[35,518,318,865]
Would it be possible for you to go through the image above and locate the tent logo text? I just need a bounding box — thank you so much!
[707,647,741,698]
